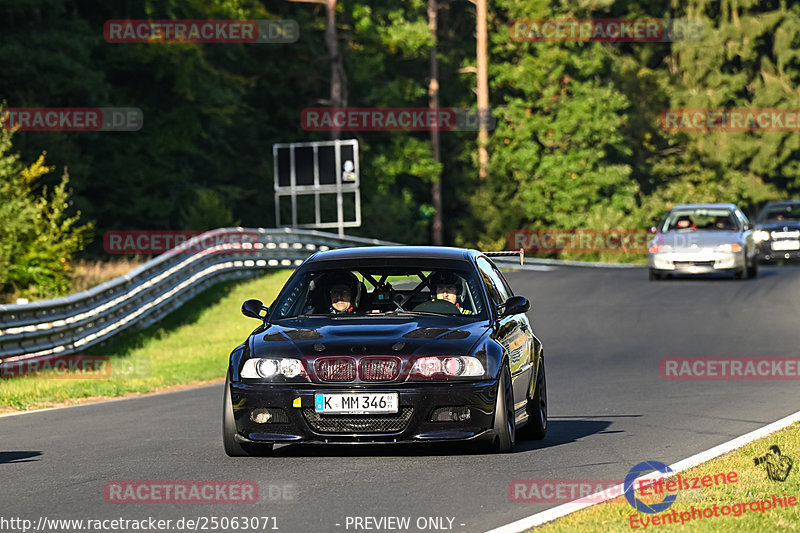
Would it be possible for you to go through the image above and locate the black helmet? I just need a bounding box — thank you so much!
[429,271,462,295]
[323,271,361,302]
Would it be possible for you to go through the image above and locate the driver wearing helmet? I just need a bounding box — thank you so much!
[325,271,359,314]
[429,272,471,315]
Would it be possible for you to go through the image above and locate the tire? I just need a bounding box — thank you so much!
[520,359,547,440]
[747,257,758,279]
[223,373,273,457]
[733,267,746,280]
[488,366,515,453]
[648,269,662,281]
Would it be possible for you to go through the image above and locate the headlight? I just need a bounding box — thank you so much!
[410,356,485,378]
[648,243,671,253]
[241,358,306,379]
[715,243,742,253]
[257,359,280,377]
[754,230,770,243]
[280,358,303,378]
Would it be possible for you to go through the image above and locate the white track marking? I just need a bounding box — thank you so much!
[485,408,800,533]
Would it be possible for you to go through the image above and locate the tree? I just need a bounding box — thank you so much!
[456,0,635,250]
[0,125,93,300]
[647,0,798,217]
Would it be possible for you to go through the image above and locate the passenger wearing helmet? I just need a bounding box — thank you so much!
[712,215,734,230]
[325,271,359,314]
[675,215,696,230]
[430,272,471,315]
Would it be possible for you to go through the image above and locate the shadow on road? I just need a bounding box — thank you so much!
[254,417,634,458]
[0,451,42,464]
[514,417,632,452]
[270,441,489,458]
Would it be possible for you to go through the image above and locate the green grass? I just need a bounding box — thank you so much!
[0,270,292,411]
[532,422,800,532]
[524,251,647,265]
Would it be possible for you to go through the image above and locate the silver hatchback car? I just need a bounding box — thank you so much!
[647,204,758,280]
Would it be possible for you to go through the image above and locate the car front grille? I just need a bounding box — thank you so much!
[314,356,401,382]
[360,358,400,381]
[673,261,715,268]
[316,358,357,381]
[302,407,413,434]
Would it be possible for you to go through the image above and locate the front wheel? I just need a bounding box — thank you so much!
[223,373,273,457]
[520,359,547,440]
[747,256,758,278]
[487,366,515,453]
[648,269,662,281]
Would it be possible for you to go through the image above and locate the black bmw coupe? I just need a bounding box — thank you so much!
[223,246,546,455]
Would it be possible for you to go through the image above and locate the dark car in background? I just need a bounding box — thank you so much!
[223,246,547,456]
[753,200,800,264]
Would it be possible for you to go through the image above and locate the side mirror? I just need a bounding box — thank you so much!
[498,295,530,317]
[647,226,658,234]
[242,299,269,321]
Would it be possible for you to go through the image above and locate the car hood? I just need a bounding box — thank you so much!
[654,230,742,249]
[756,221,800,233]
[251,317,491,358]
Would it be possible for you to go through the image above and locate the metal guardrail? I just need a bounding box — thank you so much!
[0,228,393,362]
[0,227,637,363]
[493,256,639,269]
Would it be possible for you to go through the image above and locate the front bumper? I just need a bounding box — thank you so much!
[648,250,744,274]
[229,380,499,444]
[757,244,800,263]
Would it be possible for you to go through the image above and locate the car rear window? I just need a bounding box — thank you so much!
[662,209,738,231]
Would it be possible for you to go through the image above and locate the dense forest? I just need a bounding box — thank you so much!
[2,0,800,297]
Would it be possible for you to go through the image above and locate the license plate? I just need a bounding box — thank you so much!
[314,393,398,414]
[772,240,800,251]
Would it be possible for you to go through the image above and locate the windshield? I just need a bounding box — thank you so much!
[661,208,738,232]
[272,265,486,319]
[758,204,800,223]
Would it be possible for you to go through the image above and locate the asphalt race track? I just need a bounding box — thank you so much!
[3,266,800,533]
